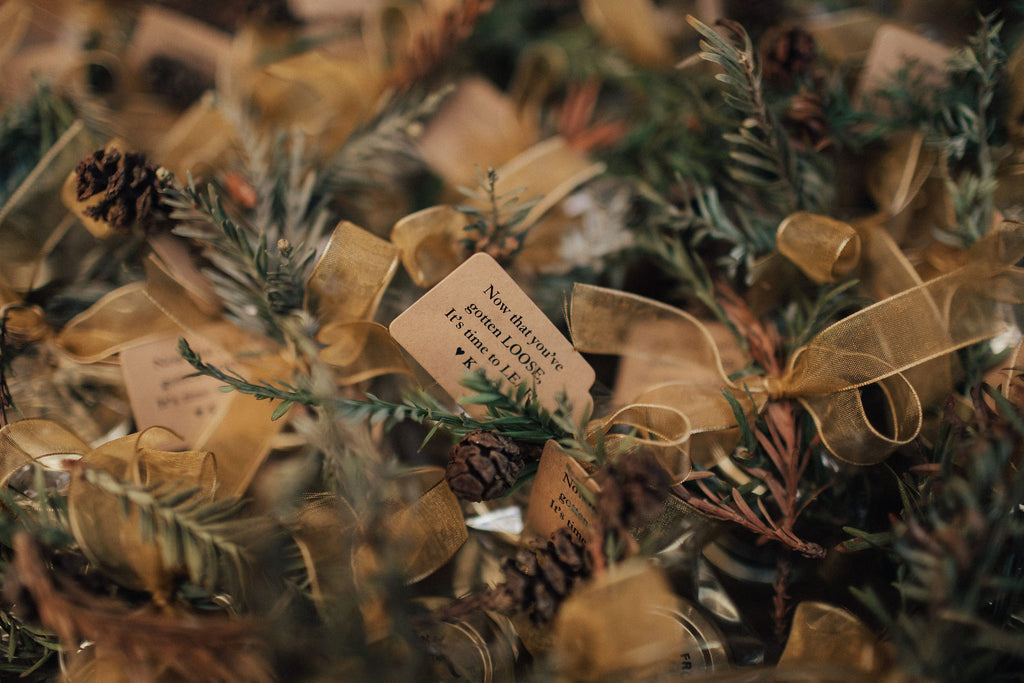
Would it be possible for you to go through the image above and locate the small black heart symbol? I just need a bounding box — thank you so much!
[455,347,466,356]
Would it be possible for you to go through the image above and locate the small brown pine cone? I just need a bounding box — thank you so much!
[75,148,164,232]
[760,26,818,87]
[497,527,593,624]
[75,148,121,201]
[594,450,673,533]
[445,430,524,501]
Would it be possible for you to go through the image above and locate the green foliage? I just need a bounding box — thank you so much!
[851,384,1024,681]
[0,608,62,678]
[181,334,593,461]
[599,69,731,195]
[0,465,74,678]
[454,167,539,263]
[939,13,1006,246]
[178,338,315,417]
[324,88,451,196]
[164,176,317,344]
[340,370,594,457]
[630,185,738,335]
[688,16,818,216]
[776,278,866,357]
[0,82,76,208]
[82,467,253,593]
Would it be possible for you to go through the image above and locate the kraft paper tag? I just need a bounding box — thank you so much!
[524,441,599,545]
[416,78,538,192]
[389,253,595,419]
[120,335,233,448]
[856,25,950,105]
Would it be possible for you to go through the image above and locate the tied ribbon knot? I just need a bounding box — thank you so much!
[571,220,1024,470]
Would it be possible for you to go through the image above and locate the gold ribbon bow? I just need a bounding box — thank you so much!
[570,221,1024,467]
[55,221,410,495]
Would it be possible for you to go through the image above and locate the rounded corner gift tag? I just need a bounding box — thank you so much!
[389,253,594,420]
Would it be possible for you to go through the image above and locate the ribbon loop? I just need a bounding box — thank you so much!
[569,222,1024,467]
[776,212,861,284]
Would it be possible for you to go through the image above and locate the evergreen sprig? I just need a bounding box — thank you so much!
[81,466,253,593]
[0,608,62,678]
[0,465,74,552]
[0,466,75,678]
[851,384,1024,680]
[180,337,591,456]
[164,177,314,343]
[0,81,76,208]
[630,185,741,340]
[339,371,587,454]
[178,338,314,420]
[455,167,540,264]
[688,16,806,216]
[940,12,1005,246]
[324,87,451,194]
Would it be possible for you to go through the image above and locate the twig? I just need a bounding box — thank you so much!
[773,551,793,647]
[7,533,273,683]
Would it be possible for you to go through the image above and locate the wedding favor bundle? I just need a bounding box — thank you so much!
[2,0,1024,680]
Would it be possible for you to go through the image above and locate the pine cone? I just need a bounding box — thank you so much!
[74,148,164,232]
[760,26,818,87]
[445,430,524,501]
[594,450,673,535]
[497,527,593,624]
[75,148,121,201]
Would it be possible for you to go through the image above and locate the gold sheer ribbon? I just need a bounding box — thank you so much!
[297,469,468,638]
[0,420,216,598]
[776,212,861,284]
[0,421,466,605]
[391,136,605,288]
[56,221,411,494]
[571,221,1024,467]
